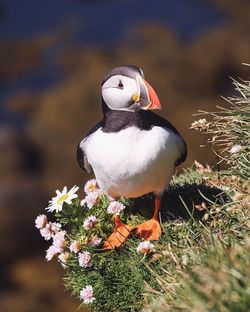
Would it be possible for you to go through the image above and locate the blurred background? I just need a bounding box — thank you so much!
[0,0,249,311]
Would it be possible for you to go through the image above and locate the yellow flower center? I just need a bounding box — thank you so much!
[89,185,96,192]
[57,194,69,204]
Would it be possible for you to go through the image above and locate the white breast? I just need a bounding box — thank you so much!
[82,126,182,198]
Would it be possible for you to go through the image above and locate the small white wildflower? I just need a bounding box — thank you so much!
[229,145,242,154]
[50,222,62,233]
[46,185,79,213]
[190,118,208,131]
[81,191,99,209]
[232,191,244,202]
[136,241,155,254]
[40,225,53,241]
[35,214,47,229]
[78,251,92,268]
[194,160,212,174]
[40,222,61,240]
[45,245,58,261]
[52,230,67,252]
[84,179,98,194]
[107,201,125,215]
[80,285,95,304]
[58,252,70,267]
[89,235,102,247]
[69,240,81,253]
[83,215,98,230]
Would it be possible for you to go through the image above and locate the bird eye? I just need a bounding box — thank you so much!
[118,81,124,89]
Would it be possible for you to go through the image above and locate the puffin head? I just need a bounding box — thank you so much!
[101,65,161,112]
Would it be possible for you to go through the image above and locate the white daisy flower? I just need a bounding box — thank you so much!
[46,185,79,213]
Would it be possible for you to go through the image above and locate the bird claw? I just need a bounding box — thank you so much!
[102,217,162,250]
[135,219,162,240]
[102,218,134,249]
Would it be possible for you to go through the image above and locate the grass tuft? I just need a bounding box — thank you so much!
[37,73,250,311]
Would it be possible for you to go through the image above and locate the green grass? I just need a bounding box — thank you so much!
[145,239,250,312]
[143,168,249,312]
[61,165,249,311]
[143,75,250,312]
[40,75,250,311]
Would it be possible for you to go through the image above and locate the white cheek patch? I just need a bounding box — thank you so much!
[102,75,138,111]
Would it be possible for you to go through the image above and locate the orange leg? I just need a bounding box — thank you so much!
[135,195,162,240]
[103,215,135,249]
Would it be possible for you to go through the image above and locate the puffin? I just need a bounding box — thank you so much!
[77,65,187,249]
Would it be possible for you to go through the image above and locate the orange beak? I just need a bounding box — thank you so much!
[136,76,161,110]
[143,79,161,110]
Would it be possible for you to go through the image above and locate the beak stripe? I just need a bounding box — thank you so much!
[143,79,161,110]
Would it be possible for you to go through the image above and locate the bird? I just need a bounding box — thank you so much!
[77,65,187,249]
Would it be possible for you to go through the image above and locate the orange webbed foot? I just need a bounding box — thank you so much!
[135,219,162,240]
[103,216,135,249]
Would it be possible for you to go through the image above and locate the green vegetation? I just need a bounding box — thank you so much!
[40,77,249,311]
[191,77,250,179]
[144,76,250,312]
[62,163,249,311]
